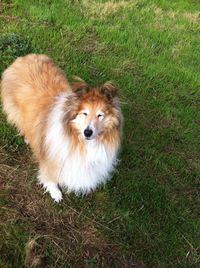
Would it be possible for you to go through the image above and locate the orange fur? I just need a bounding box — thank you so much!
[1,54,122,201]
[77,90,121,147]
[1,54,71,159]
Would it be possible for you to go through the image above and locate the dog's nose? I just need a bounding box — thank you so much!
[84,128,93,138]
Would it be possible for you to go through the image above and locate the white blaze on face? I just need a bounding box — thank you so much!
[72,108,106,140]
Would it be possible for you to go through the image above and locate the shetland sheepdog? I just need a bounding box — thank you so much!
[1,54,122,202]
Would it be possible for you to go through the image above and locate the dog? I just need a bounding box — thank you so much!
[1,54,122,202]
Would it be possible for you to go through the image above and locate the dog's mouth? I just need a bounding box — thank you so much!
[85,136,95,141]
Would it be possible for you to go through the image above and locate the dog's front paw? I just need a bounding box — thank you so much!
[50,188,63,203]
[42,181,63,203]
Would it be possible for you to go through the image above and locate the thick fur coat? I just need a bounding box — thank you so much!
[1,54,122,202]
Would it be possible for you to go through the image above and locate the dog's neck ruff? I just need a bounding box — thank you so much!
[45,92,118,194]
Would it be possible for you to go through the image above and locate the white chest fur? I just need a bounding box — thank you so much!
[45,93,117,194]
[59,140,116,193]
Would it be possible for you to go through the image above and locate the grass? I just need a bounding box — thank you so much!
[0,0,200,267]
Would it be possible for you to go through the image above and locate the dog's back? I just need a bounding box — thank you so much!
[1,54,70,155]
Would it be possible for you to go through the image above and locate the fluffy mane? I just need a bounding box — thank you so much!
[41,89,121,195]
[1,54,122,202]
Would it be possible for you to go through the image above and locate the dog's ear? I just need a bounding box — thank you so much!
[72,82,90,96]
[100,81,118,101]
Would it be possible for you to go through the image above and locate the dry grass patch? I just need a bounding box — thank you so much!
[152,4,200,23]
[153,6,177,19]
[171,41,186,59]
[0,2,14,14]
[0,147,139,267]
[81,0,137,19]
[148,4,200,33]
[76,36,105,54]
[184,12,200,23]
[0,2,17,22]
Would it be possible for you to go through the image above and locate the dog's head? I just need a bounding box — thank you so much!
[65,81,122,142]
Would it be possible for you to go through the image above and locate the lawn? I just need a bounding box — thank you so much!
[0,0,200,267]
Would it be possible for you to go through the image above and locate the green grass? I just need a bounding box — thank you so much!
[0,0,200,267]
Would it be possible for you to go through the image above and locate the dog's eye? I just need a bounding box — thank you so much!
[83,112,88,116]
[97,114,104,118]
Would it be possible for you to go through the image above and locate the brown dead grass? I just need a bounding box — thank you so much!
[153,6,177,19]
[0,2,14,13]
[0,147,141,267]
[0,2,16,22]
[171,41,186,59]
[81,0,137,19]
[152,4,200,23]
[150,4,200,34]
[76,35,105,54]
[184,12,200,23]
